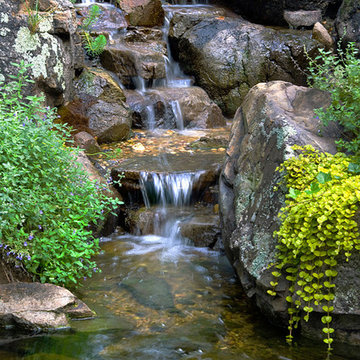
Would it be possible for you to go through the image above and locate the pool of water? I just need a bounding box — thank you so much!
[0,232,352,360]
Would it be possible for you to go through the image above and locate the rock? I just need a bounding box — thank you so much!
[125,87,225,129]
[284,10,322,29]
[119,270,175,310]
[77,5,127,33]
[214,0,342,26]
[100,41,167,86]
[75,151,122,236]
[179,209,221,248]
[312,21,334,50]
[0,283,93,332]
[335,0,360,50]
[169,9,322,116]
[0,0,83,107]
[117,0,164,27]
[111,154,223,206]
[219,81,360,344]
[74,67,132,144]
[74,131,101,154]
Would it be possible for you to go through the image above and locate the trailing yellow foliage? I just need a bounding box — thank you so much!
[269,145,360,351]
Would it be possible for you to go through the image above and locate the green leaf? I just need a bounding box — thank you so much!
[316,172,332,184]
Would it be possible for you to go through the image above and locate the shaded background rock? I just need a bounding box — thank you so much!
[213,0,342,26]
[219,80,359,344]
[117,0,164,27]
[335,0,360,50]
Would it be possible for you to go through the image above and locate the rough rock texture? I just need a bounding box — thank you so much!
[0,0,83,107]
[117,0,164,27]
[215,0,342,26]
[0,283,93,332]
[336,0,360,50]
[219,81,360,344]
[100,41,167,87]
[312,21,334,50]
[283,10,322,29]
[126,86,225,129]
[74,131,101,154]
[169,9,322,116]
[74,67,133,143]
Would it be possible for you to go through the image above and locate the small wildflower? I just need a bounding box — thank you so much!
[28,234,34,240]
[27,255,31,261]
[39,210,43,215]
[24,241,28,246]
[70,192,74,196]
[67,208,70,211]
[38,225,42,230]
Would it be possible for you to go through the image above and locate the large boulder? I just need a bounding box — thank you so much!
[73,67,133,144]
[0,0,83,107]
[117,0,164,27]
[169,9,322,116]
[0,283,93,332]
[336,0,360,50]
[219,81,360,345]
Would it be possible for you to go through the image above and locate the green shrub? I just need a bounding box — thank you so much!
[0,62,122,286]
[269,145,360,351]
[307,42,360,155]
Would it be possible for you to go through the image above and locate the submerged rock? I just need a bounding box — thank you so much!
[169,9,322,116]
[219,81,360,345]
[0,283,93,332]
[120,271,175,310]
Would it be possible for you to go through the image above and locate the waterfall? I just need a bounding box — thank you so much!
[139,171,204,245]
[140,172,203,208]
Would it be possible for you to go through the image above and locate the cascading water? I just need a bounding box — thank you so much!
[139,171,203,249]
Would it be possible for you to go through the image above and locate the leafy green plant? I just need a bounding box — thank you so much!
[269,145,360,351]
[26,0,43,34]
[307,42,360,155]
[0,62,122,286]
[80,5,107,57]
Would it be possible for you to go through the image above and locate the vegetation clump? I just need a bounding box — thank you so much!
[80,5,107,57]
[307,42,360,155]
[269,145,360,350]
[0,62,121,286]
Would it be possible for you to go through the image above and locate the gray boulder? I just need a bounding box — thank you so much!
[74,67,133,144]
[0,0,83,107]
[0,283,93,332]
[169,9,322,116]
[284,10,322,29]
[219,81,360,345]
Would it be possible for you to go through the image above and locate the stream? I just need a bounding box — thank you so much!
[0,1,356,359]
